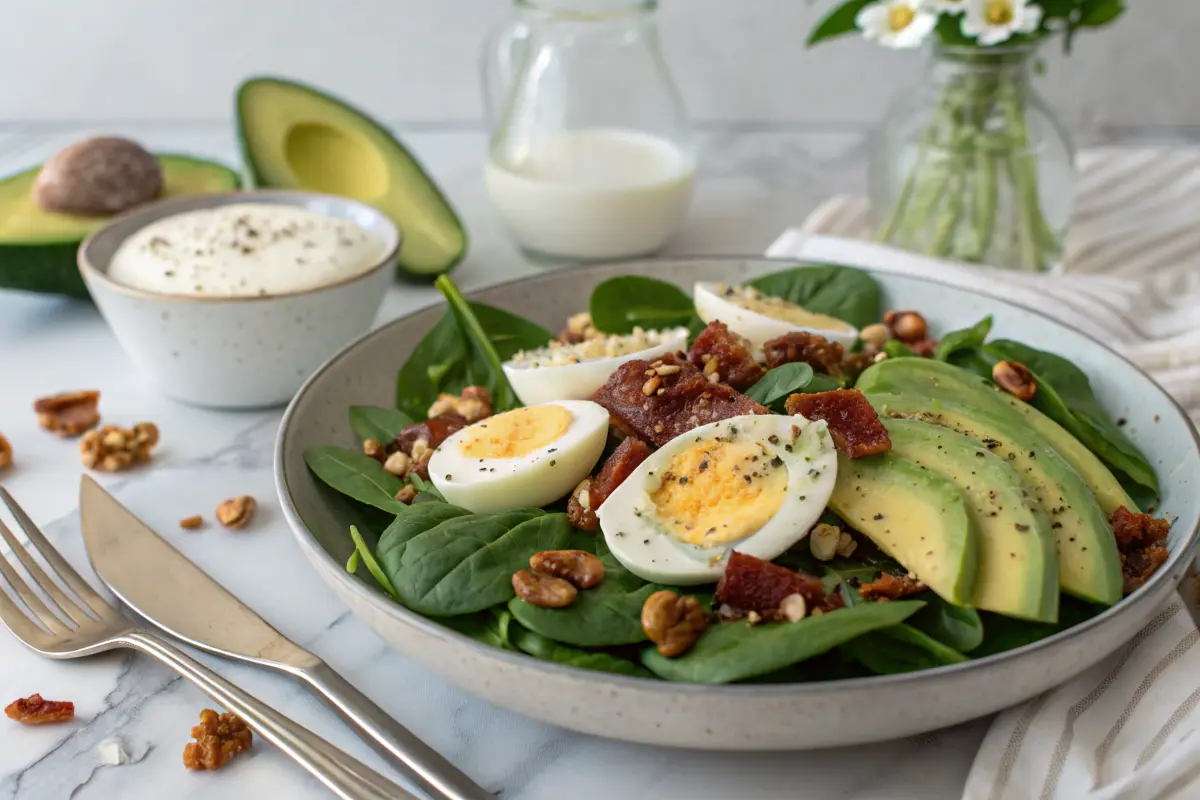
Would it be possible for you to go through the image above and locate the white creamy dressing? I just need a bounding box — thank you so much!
[108,203,387,297]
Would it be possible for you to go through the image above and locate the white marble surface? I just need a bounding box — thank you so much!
[0,124,1185,799]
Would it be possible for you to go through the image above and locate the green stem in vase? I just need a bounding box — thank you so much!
[971,141,998,259]
[928,163,965,257]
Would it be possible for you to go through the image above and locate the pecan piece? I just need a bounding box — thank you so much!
[79,422,158,472]
[1111,506,1171,594]
[182,709,252,771]
[884,310,927,343]
[530,550,605,589]
[394,484,418,504]
[5,694,74,725]
[641,590,709,657]
[993,360,1037,401]
[0,434,11,470]
[427,385,493,424]
[688,321,765,391]
[512,569,577,608]
[34,390,100,437]
[858,572,926,601]
[566,477,598,531]
[216,496,256,529]
[784,389,891,458]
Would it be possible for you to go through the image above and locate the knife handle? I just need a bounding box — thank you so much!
[296,660,495,800]
[122,631,417,800]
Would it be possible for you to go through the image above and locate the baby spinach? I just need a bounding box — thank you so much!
[746,264,881,329]
[973,598,1102,658]
[395,312,469,419]
[589,276,694,334]
[377,502,472,577]
[346,525,400,601]
[883,339,917,359]
[841,624,968,674]
[443,608,519,651]
[909,594,984,652]
[745,363,815,409]
[512,627,653,678]
[304,446,409,515]
[349,405,414,443]
[390,509,571,617]
[641,600,924,684]
[935,316,992,363]
[984,339,1158,499]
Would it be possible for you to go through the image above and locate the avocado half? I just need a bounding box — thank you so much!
[0,154,240,297]
[235,76,467,281]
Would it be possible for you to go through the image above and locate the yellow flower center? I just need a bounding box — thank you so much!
[985,0,1014,25]
[888,4,916,31]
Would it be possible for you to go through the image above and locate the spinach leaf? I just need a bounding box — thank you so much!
[973,598,1102,658]
[408,474,446,503]
[512,627,653,678]
[589,276,694,334]
[745,363,815,410]
[346,525,400,601]
[304,446,408,514]
[377,502,472,578]
[806,373,843,392]
[391,510,570,616]
[935,316,992,362]
[349,405,414,443]
[883,339,916,359]
[984,340,1158,499]
[641,600,924,684]
[746,264,881,329]
[841,625,968,674]
[395,312,468,419]
[909,594,984,652]
[947,348,995,380]
[443,608,519,651]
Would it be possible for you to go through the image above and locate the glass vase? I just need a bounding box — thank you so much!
[869,43,1075,274]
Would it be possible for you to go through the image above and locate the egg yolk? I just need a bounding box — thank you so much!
[649,439,788,547]
[459,404,572,459]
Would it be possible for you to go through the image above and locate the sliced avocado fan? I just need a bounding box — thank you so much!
[235,76,467,281]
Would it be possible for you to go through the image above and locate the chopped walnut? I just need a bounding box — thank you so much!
[5,694,74,725]
[363,438,386,463]
[182,709,252,771]
[179,515,204,530]
[0,434,11,470]
[383,450,412,477]
[34,390,101,437]
[426,385,493,424]
[394,484,417,504]
[79,422,158,472]
[216,496,256,529]
[558,311,602,343]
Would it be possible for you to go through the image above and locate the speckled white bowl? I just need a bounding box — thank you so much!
[79,191,400,409]
[276,257,1200,750]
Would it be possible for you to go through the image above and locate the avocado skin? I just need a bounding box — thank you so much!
[884,417,1059,623]
[829,451,978,607]
[865,391,1122,607]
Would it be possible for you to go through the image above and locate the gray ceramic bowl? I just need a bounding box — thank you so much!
[275,257,1200,750]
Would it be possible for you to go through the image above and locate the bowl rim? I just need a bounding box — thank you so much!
[77,189,402,304]
[275,255,1200,694]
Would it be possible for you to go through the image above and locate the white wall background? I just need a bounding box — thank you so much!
[0,0,1187,130]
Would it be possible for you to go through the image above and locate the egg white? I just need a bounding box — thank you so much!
[597,414,838,584]
[501,327,689,406]
[693,281,859,355]
[429,400,610,514]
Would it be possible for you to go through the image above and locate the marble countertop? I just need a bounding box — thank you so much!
[0,124,1182,800]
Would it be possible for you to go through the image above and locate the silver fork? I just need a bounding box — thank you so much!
[0,487,416,800]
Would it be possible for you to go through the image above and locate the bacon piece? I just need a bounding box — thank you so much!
[715,551,828,614]
[1111,506,1171,594]
[5,694,74,725]
[762,332,844,376]
[592,353,768,446]
[784,388,891,458]
[396,413,467,454]
[858,572,926,601]
[567,436,653,530]
[688,321,765,391]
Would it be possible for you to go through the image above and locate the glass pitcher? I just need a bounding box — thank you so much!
[480,0,695,263]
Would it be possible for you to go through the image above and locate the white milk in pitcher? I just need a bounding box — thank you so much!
[484,129,695,261]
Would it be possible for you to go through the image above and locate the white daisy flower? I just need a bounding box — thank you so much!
[961,0,1044,46]
[925,0,969,15]
[856,0,938,49]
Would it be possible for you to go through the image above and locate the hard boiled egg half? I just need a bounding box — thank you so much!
[597,414,838,584]
[501,326,689,406]
[429,400,609,513]
[693,282,859,354]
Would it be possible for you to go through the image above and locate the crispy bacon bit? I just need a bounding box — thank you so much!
[567,437,653,530]
[1111,506,1171,594]
[784,389,891,458]
[397,413,467,480]
[592,353,767,446]
[715,551,829,616]
[762,332,844,376]
[688,321,765,391]
[5,694,74,725]
[183,709,253,771]
[858,572,926,601]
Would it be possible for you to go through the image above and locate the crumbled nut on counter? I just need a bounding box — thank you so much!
[1111,506,1171,595]
[79,422,158,472]
[5,694,74,725]
[216,496,256,529]
[427,385,492,424]
[182,709,252,771]
[34,390,101,437]
[0,434,11,470]
[858,572,926,601]
[179,515,204,530]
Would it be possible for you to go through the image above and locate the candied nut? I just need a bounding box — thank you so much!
[835,531,858,558]
[182,709,252,771]
[859,323,891,349]
[641,590,709,657]
[216,496,256,529]
[884,310,927,343]
[427,386,493,424]
[179,515,204,530]
[779,593,808,623]
[33,137,163,216]
[5,694,74,725]
[993,360,1037,401]
[132,422,159,447]
[383,450,412,477]
[566,477,598,531]
[530,549,605,589]
[363,438,385,462]
[809,523,841,561]
[0,434,11,470]
[512,569,577,608]
[80,423,157,472]
[34,390,101,437]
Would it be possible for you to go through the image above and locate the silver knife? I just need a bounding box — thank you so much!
[79,477,493,800]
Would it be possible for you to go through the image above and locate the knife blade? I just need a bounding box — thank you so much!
[79,476,493,800]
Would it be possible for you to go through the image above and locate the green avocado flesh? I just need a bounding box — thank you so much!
[884,418,1059,623]
[0,155,239,297]
[236,76,466,280]
[828,451,978,606]
[857,358,1135,515]
[866,392,1122,606]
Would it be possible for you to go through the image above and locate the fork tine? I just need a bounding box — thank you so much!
[0,486,113,621]
[0,518,93,626]
[0,575,54,649]
[0,550,68,635]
